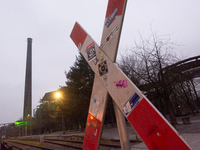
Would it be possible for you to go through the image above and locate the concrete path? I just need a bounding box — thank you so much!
[130,113,200,150]
[40,113,200,149]
[101,113,200,149]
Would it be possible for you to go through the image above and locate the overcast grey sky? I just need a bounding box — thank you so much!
[0,0,200,124]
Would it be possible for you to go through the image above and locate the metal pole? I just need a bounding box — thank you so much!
[62,111,65,134]
[30,116,32,135]
[19,126,20,137]
[25,122,27,136]
[113,101,131,150]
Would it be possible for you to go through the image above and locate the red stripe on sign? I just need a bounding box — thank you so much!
[105,0,125,18]
[127,98,190,150]
[70,22,87,50]
[83,113,102,150]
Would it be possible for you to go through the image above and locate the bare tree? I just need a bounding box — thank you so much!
[118,31,179,125]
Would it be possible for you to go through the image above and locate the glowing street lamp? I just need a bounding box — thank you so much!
[55,91,65,134]
[55,92,61,99]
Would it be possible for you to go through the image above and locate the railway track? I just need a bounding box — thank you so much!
[44,139,82,149]
[44,139,121,149]
[3,138,124,150]
[5,140,54,150]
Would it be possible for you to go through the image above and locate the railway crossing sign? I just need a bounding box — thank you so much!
[70,1,191,150]
[72,0,128,149]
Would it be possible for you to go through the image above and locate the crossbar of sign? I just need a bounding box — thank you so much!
[70,1,191,150]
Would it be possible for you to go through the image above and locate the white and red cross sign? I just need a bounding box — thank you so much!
[70,0,191,150]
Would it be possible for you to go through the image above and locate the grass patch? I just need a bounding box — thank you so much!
[11,139,46,146]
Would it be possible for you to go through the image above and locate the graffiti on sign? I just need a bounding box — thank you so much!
[92,129,98,136]
[114,79,127,89]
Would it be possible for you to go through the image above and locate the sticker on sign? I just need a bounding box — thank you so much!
[123,93,140,116]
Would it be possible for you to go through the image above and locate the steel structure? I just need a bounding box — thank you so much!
[139,55,200,92]
[161,55,200,82]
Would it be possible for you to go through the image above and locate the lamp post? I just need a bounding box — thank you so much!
[24,114,30,136]
[55,92,65,134]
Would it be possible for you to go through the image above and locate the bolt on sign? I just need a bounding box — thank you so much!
[70,0,191,150]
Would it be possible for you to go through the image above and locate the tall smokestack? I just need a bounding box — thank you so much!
[23,38,32,121]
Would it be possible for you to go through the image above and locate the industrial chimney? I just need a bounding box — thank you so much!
[23,38,32,135]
